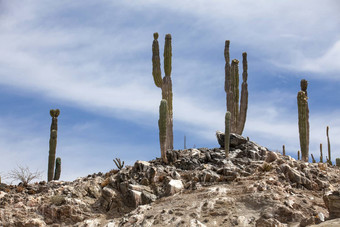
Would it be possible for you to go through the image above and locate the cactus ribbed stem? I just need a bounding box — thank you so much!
[297,79,309,162]
[53,157,61,180]
[225,111,231,157]
[320,143,323,163]
[48,109,60,182]
[327,126,332,165]
[152,33,162,88]
[159,99,168,163]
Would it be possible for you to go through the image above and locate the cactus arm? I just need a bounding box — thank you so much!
[53,157,61,180]
[152,33,163,88]
[225,111,231,157]
[113,158,125,170]
[237,52,248,134]
[164,34,172,77]
[159,99,168,163]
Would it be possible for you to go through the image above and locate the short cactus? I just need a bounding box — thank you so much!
[152,33,173,150]
[225,111,231,157]
[297,79,309,162]
[320,143,323,163]
[224,40,248,135]
[159,99,168,163]
[53,157,61,180]
[336,158,340,167]
[282,145,285,156]
[298,150,300,161]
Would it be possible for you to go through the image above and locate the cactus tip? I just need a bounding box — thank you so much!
[153,32,159,40]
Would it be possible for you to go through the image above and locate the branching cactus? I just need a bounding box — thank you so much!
[48,109,60,182]
[297,79,309,162]
[53,157,61,180]
[224,40,248,135]
[225,111,231,157]
[159,99,168,163]
[327,126,332,165]
[320,143,323,163]
[152,33,173,150]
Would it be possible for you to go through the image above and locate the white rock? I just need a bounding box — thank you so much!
[167,179,184,195]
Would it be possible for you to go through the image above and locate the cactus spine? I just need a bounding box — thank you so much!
[152,33,173,150]
[53,157,61,180]
[297,79,309,162]
[282,145,286,156]
[320,143,323,163]
[327,126,332,165]
[159,99,168,163]
[48,109,60,182]
[224,41,248,135]
[225,111,231,157]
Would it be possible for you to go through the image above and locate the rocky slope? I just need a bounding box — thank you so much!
[1,133,340,226]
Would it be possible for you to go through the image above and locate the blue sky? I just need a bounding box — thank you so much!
[0,1,339,183]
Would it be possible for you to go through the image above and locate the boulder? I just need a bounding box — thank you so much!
[216,131,247,148]
[166,179,184,195]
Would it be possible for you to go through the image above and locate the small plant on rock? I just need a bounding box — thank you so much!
[7,165,43,186]
[113,158,125,170]
[261,163,273,172]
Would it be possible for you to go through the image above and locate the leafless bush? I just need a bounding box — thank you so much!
[7,165,43,185]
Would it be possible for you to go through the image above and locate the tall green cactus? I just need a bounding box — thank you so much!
[159,99,168,163]
[224,41,248,135]
[327,126,332,165]
[48,109,60,182]
[53,157,61,180]
[225,111,231,157]
[297,79,309,162]
[152,33,173,150]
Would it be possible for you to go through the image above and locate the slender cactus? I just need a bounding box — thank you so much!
[53,157,61,180]
[297,79,309,162]
[152,33,173,150]
[311,154,316,163]
[159,99,168,163]
[327,126,332,165]
[225,111,231,157]
[320,143,323,163]
[48,109,60,182]
[282,145,286,156]
[184,135,187,149]
[224,41,248,135]
[298,150,300,161]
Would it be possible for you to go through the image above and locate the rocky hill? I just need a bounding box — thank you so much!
[1,133,340,226]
